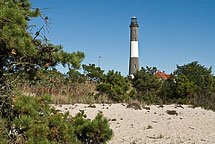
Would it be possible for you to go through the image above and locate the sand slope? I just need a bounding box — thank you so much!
[53,104,215,144]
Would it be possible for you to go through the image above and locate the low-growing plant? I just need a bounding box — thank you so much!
[177,98,189,105]
[166,110,178,116]
[126,102,142,110]
[72,110,113,144]
[146,125,153,129]
[158,134,164,139]
[0,91,113,143]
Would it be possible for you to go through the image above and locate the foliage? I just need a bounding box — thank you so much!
[0,0,85,113]
[0,1,113,143]
[0,0,39,76]
[0,92,113,143]
[0,92,78,143]
[174,61,212,85]
[0,0,84,78]
[66,69,86,83]
[132,66,160,93]
[0,76,14,122]
[175,75,197,100]
[96,70,135,102]
[177,98,189,104]
[159,76,177,103]
[174,61,214,96]
[127,62,215,110]
[174,61,215,105]
[15,68,111,104]
[82,64,105,82]
[131,66,162,104]
[72,110,113,144]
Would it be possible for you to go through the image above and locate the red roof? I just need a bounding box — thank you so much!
[155,70,171,80]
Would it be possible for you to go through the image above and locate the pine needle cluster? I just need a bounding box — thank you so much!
[0,91,113,143]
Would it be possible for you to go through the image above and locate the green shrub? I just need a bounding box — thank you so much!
[177,98,189,104]
[73,111,113,144]
[96,70,135,102]
[0,92,79,143]
[174,61,215,109]
[175,75,197,100]
[159,76,177,103]
[82,64,105,82]
[66,69,86,83]
[0,92,113,143]
[132,67,162,104]
[0,118,8,143]
[140,90,161,104]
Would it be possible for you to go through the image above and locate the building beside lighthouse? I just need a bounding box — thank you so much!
[129,16,139,76]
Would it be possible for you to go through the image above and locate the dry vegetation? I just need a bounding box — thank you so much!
[17,81,113,104]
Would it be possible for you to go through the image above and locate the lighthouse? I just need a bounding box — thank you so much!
[129,16,139,76]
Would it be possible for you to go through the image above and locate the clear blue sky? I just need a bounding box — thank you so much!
[31,0,215,76]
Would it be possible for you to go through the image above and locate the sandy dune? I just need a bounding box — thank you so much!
[52,104,215,144]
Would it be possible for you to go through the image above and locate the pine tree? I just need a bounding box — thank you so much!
[0,0,85,78]
[132,66,162,104]
[82,64,105,82]
[0,1,113,143]
[96,70,135,102]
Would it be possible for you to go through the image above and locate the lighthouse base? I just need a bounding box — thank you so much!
[129,57,139,75]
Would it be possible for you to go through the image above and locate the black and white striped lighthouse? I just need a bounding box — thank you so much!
[129,16,139,76]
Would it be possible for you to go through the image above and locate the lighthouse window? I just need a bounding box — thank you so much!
[134,64,136,69]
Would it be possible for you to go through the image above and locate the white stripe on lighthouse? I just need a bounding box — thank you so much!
[130,41,139,57]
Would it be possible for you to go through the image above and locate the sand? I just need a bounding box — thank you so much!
[52,104,215,144]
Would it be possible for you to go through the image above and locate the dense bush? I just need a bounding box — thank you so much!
[174,61,215,109]
[0,77,14,125]
[129,62,215,109]
[96,70,136,102]
[175,75,197,100]
[73,111,113,144]
[159,76,177,103]
[131,67,162,104]
[82,64,105,82]
[66,69,86,83]
[0,91,113,143]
